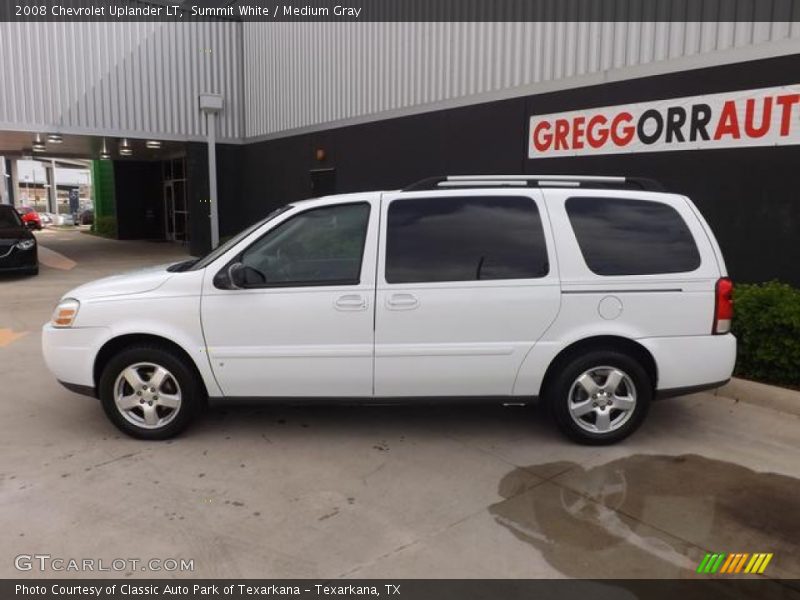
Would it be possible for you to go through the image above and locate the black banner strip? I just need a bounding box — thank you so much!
[2,0,800,22]
[4,579,800,600]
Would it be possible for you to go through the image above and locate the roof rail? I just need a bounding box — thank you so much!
[402,175,665,192]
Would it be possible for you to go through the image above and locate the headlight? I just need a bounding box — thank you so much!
[51,298,80,328]
[17,239,35,251]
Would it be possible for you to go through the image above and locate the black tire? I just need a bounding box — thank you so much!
[546,349,651,445]
[99,344,203,440]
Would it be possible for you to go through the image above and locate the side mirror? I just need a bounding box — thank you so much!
[227,262,247,289]
[213,262,267,290]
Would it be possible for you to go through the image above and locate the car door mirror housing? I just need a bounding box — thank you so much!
[214,262,266,290]
[213,262,246,290]
[228,262,248,289]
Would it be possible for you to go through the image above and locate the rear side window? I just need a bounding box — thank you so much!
[386,196,549,283]
[565,196,701,276]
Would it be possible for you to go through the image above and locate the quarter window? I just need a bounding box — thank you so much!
[385,196,549,284]
[565,196,701,276]
[239,203,370,286]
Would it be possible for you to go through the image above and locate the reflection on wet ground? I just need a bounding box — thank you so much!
[490,454,800,580]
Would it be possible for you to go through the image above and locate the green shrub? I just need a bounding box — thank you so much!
[732,281,800,387]
[92,216,118,238]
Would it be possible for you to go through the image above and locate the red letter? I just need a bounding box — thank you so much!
[744,98,772,138]
[532,121,552,152]
[611,112,634,146]
[587,115,609,148]
[714,101,741,140]
[775,94,800,136]
[571,116,586,150]
[554,119,570,150]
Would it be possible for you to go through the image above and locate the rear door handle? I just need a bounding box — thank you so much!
[386,293,419,310]
[335,294,367,311]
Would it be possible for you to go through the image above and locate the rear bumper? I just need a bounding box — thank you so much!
[640,333,737,392]
[656,379,730,399]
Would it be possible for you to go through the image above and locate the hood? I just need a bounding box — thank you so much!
[67,263,176,300]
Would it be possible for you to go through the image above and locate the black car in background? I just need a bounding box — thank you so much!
[78,208,94,226]
[0,205,38,276]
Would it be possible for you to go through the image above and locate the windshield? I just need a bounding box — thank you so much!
[0,208,23,229]
[189,205,293,271]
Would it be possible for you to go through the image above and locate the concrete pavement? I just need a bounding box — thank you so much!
[1,229,799,580]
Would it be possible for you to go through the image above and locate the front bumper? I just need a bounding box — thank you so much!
[42,324,110,392]
[58,381,97,398]
[0,245,37,271]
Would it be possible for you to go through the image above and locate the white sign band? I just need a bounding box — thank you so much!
[528,84,800,158]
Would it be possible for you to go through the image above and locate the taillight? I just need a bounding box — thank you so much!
[713,277,733,334]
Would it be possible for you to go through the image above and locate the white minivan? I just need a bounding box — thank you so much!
[43,175,736,444]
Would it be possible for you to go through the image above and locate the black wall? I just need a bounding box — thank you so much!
[220,54,800,285]
[114,161,164,240]
[185,142,243,256]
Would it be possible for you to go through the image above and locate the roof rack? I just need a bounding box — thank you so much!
[402,175,665,192]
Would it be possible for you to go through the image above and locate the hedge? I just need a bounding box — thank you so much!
[92,216,118,239]
[732,281,800,387]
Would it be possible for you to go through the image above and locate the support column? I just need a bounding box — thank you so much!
[199,93,224,249]
[0,157,7,204]
[10,159,19,207]
[206,111,219,249]
[46,160,57,214]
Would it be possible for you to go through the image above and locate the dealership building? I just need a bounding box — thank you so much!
[1,7,799,284]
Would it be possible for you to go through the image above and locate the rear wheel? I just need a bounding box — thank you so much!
[99,345,202,439]
[547,350,651,445]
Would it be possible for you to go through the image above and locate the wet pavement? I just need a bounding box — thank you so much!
[1,228,799,580]
[491,454,800,579]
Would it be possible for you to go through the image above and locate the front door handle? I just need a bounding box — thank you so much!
[386,293,419,310]
[335,294,367,311]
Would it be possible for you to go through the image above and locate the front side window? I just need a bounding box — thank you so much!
[566,196,701,276]
[385,196,549,284]
[191,205,292,271]
[238,202,370,286]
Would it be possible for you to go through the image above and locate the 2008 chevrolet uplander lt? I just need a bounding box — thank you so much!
[43,175,736,444]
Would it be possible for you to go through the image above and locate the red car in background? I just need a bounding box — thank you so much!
[17,207,42,230]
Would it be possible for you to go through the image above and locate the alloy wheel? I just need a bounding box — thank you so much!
[113,362,182,429]
[567,366,637,434]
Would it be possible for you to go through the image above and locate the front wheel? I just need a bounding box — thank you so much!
[99,345,203,439]
[547,350,651,445]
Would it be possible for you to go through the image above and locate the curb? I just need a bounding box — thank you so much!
[714,377,800,417]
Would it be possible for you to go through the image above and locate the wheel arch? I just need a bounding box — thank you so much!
[93,333,209,399]
[539,335,657,399]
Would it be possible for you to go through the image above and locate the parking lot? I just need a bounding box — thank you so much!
[1,229,799,580]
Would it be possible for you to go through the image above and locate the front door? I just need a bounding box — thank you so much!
[374,190,561,397]
[201,199,378,398]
